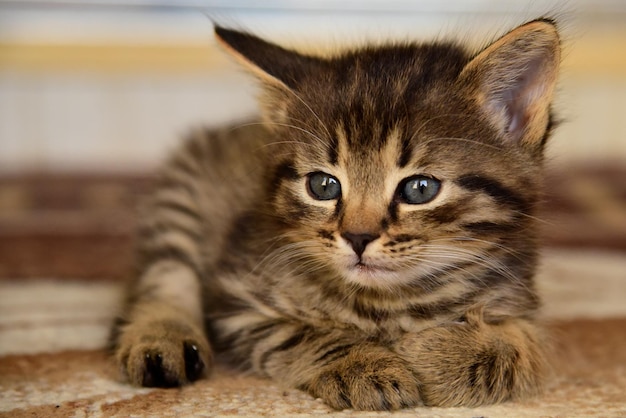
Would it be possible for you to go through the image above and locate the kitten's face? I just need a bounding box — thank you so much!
[215,21,559,291]
[272,88,540,291]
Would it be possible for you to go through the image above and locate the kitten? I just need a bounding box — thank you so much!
[110,18,560,410]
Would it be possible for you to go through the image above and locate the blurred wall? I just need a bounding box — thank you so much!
[1,1,625,173]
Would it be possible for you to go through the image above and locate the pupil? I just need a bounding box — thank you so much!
[417,179,427,193]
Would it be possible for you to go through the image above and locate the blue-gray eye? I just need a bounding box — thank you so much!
[398,176,441,204]
[307,172,341,200]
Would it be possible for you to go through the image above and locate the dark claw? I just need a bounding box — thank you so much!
[142,352,179,387]
[142,353,163,387]
[374,380,391,411]
[184,342,204,382]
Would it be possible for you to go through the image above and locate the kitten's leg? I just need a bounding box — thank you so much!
[110,261,212,387]
[218,315,421,410]
[109,160,213,387]
[393,307,546,407]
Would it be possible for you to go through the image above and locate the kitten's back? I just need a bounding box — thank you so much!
[147,123,273,266]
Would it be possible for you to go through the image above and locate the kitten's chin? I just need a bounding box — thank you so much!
[342,263,405,290]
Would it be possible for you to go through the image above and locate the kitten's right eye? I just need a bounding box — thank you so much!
[307,172,341,201]
[397,175,441,204]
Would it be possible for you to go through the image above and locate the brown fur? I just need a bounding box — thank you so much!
[110,19,561,410]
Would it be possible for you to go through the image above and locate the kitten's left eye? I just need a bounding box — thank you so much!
[397,175,441,204]
[307,172,342,201]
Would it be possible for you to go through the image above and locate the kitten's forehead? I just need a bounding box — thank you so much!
[332,121,406,193]
[299,47,471,158]
[292,43,468,128]
[335,122,402,166]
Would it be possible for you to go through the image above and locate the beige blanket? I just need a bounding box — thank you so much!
[1,249,625,417]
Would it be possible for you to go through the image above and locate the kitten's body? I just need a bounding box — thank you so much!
[111,20,560,410]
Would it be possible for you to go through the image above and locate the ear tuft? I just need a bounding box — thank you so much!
[460,19,561,151]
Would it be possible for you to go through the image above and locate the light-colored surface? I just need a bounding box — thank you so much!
[0,281,121,355]
[0,72,257,171]
[537,249,626,319]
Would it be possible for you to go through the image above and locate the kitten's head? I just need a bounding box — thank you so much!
[216,20,560,292]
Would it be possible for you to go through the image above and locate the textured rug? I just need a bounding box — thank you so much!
[1,249,626,417]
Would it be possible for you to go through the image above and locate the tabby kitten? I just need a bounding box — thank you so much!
[110,19,561,410]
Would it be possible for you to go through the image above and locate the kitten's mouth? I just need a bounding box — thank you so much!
[343,261,400,288]
[353,262,390,275]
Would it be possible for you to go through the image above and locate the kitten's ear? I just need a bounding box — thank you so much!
[214,25,320,91]
[460,19,561,152]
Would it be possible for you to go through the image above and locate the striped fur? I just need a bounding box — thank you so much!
[111,19,561,410]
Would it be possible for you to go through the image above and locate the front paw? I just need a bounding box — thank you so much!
[395,309,545,406]
[115,319,212,387]
[303,346,421,411]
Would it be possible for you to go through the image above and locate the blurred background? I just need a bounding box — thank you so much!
[0,0,625,279]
